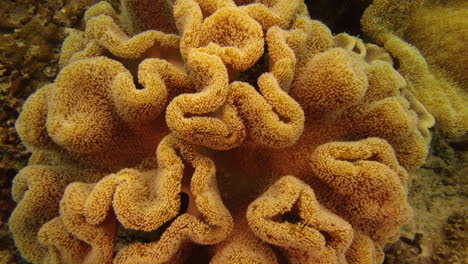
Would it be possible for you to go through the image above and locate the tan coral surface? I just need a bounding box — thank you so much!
[9,0,433,263]
[361,0,468,137]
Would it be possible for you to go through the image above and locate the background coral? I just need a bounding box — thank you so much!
[361,0,468,137]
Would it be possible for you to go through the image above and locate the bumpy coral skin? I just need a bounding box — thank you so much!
[37,135,232,264]
[361,0,467,136]
[10,160,106,264]
[247,176,355,263]
[11,0,433,263]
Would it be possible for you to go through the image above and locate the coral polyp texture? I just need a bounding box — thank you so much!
[361,0,468,136]
[11,0,434,263]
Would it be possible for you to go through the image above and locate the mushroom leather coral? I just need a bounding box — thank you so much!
[361,0,467,136]
[11,0,433,263]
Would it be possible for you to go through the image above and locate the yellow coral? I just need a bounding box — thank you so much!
[175,0,264,71]
[166,51,247,150]
[9,163,105,263]
[240,0,303,30]
[15,84,54,150]
[247,176,354,263]
[362,0,468,136]
[290,48,368,117]
[19,56,177,169]
[120,0,178,35]
[405,0,468,87]
[10,0,434,263]
[38,135,233,264]
[211,218,279,263]
[309,138,412,243]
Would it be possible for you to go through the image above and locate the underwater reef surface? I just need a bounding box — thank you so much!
[0,0,466,263]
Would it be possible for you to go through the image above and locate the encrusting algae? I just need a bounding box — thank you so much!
[9,0,436,263]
